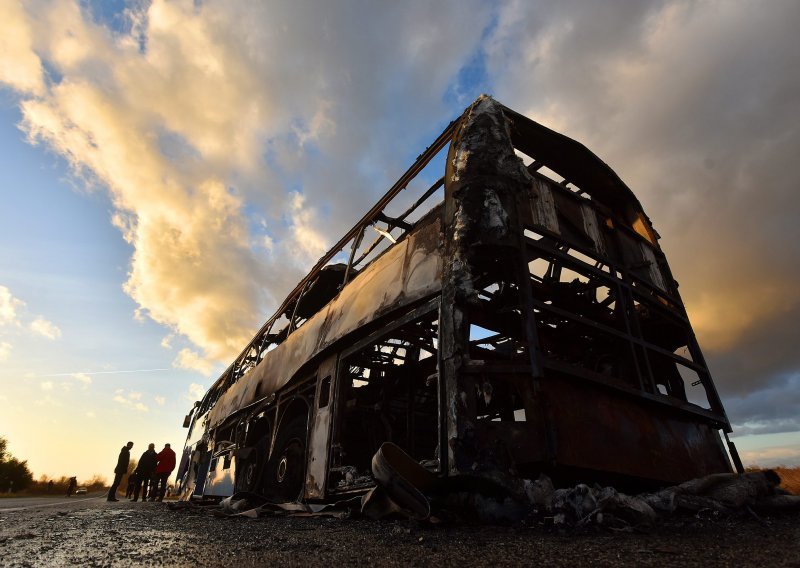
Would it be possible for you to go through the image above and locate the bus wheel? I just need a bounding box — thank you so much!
[235,435,267,494]
[268,416,307,502]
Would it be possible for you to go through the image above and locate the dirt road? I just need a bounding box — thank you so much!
[1,496,798,566]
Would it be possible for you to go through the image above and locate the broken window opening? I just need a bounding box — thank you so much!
[331,312,439,491]
[676,363,712,410]
[475,376,528,423]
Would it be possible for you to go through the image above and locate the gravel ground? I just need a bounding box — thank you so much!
[1,496,798,567]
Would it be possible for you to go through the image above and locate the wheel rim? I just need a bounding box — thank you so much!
[275,438,303,491]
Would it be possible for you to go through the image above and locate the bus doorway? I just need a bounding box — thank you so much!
[327,306,440,494]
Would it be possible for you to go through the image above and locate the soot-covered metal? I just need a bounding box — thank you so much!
[177,96,742,510]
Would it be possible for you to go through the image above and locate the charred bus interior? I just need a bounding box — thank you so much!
[178,96,741,506]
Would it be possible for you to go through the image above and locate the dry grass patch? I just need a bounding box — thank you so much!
[773,466,800,494]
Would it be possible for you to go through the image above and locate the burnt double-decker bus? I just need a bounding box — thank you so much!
[177,96,741,503]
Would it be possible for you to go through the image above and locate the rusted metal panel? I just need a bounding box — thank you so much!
[541,378,731,483]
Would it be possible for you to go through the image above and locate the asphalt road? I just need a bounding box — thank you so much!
[1,496,798,567]
[0,493,104,512]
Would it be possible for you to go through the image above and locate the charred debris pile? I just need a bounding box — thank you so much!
[171,442,799,530]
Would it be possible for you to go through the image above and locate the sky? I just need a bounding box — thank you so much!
[0,0,798,483]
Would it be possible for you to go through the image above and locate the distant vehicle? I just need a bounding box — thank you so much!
[74,487,87,495]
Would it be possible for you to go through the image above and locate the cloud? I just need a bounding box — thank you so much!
[1,286,61,341]
[113,390,149,412]
[0,286,24,326]
[174,348,214,376]
[71,373,92,389]
[0,342,11,361]
[739,445,800,469]
[34,395,61,407]
[29,317,62,340]
[186,382,207,403]
[40,381,54,391]
[154,395,165,406]
[0,0,490,372]
[0,0,44,95]
[86,411,96,419]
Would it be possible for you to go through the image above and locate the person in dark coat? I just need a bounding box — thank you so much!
[131,443,157,502]
[67,476,77,497]
[107,442,134,501]
[151,443,177,501]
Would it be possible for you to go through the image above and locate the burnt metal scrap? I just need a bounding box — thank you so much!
[177,95,757,520]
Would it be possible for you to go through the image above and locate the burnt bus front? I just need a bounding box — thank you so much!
[178,96,738,503]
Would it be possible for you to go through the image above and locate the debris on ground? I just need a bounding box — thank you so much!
[170,443,799,532]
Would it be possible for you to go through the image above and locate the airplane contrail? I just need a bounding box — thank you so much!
[39,368,170,378]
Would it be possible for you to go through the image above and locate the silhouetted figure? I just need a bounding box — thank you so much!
[125,469,140,499]
[67,477,77,497]
[47,480,54,494]
[151,443,177,501]
[107,442,134,502]
[131,443,157,502]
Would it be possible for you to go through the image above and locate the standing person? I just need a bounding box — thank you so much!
[107,442,133,502]
[151,443,176,502]
[67,476,77,497]
[131,443,157,502]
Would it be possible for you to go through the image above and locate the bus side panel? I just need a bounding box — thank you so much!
[305,355,338,499]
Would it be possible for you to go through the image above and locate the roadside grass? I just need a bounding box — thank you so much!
[773,466,800,494]
[746,465,800,495]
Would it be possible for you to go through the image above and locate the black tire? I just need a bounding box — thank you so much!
[234,435,268,494]
[266,416,307,502]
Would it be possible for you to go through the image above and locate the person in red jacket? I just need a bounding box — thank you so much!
[150,443,176,502]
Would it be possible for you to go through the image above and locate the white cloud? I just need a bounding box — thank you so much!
[154,395,165,406]
[0,286,24,326]
[0,0,44,95]
[34,395,61,407]
[1,288,61,341]
[286,191,328,263]
[40,381,53,391]
[0,341,11,361]
[186,382,207,403]
[113,390,149,412]
[160,335,173,349]
[72,373,92,389]
[0,0,490,374]
[86,411,96,419]
[740,446,800,469]
[174,348,214,376]
[29,317,61,340]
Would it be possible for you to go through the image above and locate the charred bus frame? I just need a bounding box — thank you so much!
[178,96,742,503]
